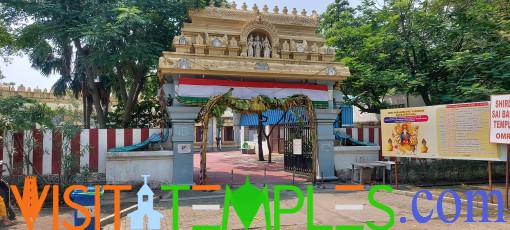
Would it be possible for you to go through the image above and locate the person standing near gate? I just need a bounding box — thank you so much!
[216,137,221,150]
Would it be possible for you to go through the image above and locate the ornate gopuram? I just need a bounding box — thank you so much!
[158,1,349,184]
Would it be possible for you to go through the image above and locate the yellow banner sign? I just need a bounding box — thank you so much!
[381,102,507,161]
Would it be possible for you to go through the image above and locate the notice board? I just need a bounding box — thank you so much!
[381,102,507,161]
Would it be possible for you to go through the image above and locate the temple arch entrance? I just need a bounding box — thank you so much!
[191,89,318,185]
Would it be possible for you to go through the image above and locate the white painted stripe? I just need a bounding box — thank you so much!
[149,128,162,136]
[115,129,124,148]
[62,133,71,174]
[80,129,89,172]
[2,132,12,176]
[98,129,108,173]
[351,128,358,141]
[42,130,53,175]
[335,205,363,211]
[132,129,141,144]
[25,130,33,175]
[374,128,380,144]
[363,128,370,142]
[192,205,220,211]
[179,85,328,101]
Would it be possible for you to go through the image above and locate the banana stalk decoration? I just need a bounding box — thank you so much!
[195,88,318,184]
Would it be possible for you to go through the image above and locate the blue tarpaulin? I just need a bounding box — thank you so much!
[239,108,309,126]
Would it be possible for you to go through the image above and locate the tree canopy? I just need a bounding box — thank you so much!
[320,0,510,113]
[1,0,212,128]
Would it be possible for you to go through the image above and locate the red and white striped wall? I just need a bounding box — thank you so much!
[338,127,381,145]
[0,128,163,176]
[338,127,382,159]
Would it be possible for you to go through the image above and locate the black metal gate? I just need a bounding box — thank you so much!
[283,122,313,175]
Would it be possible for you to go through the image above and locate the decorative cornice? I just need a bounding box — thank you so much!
[189,7,318,27]
[158,53,349,81]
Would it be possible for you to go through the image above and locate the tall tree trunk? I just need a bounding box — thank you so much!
[82,89,89,128]
[85,67,107,128]
[73,39,107,128]
[418,88,432,106]
[257,113,265,161]
[121,70,147,128]
[263,111,287,163]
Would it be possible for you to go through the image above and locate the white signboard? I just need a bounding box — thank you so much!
[77,206,95,218]
[490,94,510,144]
[293,139,302,155]
[177,144,192,154]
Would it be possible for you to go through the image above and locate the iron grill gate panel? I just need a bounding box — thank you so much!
[283,122,313,175]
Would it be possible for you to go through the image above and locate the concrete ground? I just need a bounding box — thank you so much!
[6,151,510,229]
[193,150,309,185]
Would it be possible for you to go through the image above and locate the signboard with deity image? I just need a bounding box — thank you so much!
[382,102,507,161]
[381,106,438,158]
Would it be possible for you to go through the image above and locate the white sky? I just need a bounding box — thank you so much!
[0,0,361,90]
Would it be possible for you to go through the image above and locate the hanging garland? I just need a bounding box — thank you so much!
[180,88,318,185]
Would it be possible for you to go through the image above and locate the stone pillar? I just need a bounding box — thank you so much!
[171,75,182,107]
[233,111,241,146]
[317,80,335,109]
[167,106,201,185]
[315,109,340,181]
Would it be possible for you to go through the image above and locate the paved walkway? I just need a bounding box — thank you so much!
[193,151,309,185]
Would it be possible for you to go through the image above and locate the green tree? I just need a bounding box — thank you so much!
[1,0,209,128]
[320,0,510,112]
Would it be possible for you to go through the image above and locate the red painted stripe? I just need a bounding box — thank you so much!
[141,129,149,142]
[13,132,24,175]
[89,129,99,172]
[179,78,328,91]
[71,131,81,171]
[33,130,44,174]
[357,129,364,142]
[52,131,62,174]
[107,129,116,150]
[369,128,375,143]
[124,129,133,146]
[346,128,352,139]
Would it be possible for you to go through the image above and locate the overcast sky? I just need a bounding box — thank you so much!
[0,0,361,90]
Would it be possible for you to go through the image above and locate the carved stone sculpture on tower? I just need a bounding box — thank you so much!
[247,34,254,57]
[311,43,319,53]
[282,41,289,51]
[254,35,261,58]
[222,34,228,47]
[230,37,238,47]
[205,32,211,46]
[290,39,296,52]
[263,37,271,58]
[196,34,204,45]
[320,44,328,54]
[302,40,308,52]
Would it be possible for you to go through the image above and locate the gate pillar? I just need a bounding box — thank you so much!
[315,109,340,181]
[167,106,201,184]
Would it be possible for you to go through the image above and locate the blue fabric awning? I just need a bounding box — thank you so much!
[239,108,309,126]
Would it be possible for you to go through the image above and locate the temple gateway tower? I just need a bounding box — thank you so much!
[158,1,349,184]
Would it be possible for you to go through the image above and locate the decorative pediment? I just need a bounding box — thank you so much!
[240,17,279,46]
